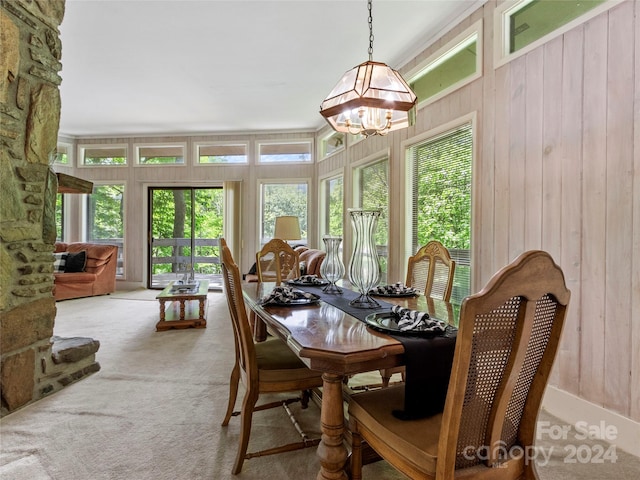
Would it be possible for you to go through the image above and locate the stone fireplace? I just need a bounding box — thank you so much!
[1,0,99,417]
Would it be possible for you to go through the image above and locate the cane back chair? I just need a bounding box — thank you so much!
[349,250,571,480]
[219,238,323,474]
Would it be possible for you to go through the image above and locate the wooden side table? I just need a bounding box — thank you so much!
[155,280,209,331]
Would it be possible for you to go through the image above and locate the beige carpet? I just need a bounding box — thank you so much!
[1,290,638,479]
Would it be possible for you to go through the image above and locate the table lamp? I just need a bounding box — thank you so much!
[274,216,301,243]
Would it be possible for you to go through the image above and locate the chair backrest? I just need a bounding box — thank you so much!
[256,238,300,284]
[220,238,258,385]
[436,250,570,479]
[405,240,456,300]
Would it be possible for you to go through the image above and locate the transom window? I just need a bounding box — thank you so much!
[135,144,185,165]
[507,0,606,53]
[54,143,71,165]
[319,132,345,159]
[495,0,612,66]
[79,145,127,166]
[258,141,313,164]
[196,142,248,164]
[408,21,482,107]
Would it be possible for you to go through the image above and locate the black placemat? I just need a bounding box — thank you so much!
[295,284,457,420]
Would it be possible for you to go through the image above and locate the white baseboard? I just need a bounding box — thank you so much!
[542,385,640,458]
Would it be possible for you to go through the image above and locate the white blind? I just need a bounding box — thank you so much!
[409,123,472,302]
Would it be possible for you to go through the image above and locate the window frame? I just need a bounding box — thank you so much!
[319,169,345,240]
[84,181,127,279]
[318,131,346,160]
[54,142,73,166]
[256,139,314,165]
[351,152,390,284]
[257,179,310,248]
[78,143,128,167]
[405,19,483,109]
[134,143,187,166]
[194,141,249,165]
[403,113,477,302]
[494,0,620,69]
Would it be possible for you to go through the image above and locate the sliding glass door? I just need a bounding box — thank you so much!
[148,187,223,289]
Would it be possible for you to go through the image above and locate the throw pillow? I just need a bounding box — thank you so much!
[53,252,68,273]
[65,250,87,273]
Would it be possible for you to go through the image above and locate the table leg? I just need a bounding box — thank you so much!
[198,298,205,320]
[159,300,166,322]
[317,373,348,480]
[252,311,268,342]
[179,300,186,320]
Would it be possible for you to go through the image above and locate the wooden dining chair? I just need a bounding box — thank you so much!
[406,240,456,299]
[219,238,324,474]
[348,250,571,480]
[255,238,301,284]
[379,240,456,387]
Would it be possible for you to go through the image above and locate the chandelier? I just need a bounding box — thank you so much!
[319,0,417,137]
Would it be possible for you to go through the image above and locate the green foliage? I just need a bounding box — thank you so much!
[150,188,224,274]
[413,125,471,250]
[88,185,124,240]
[84,156,126,165]
[261,183,308,240]
[328,177,343,236]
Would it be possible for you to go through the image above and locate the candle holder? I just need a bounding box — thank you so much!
[348,209,381,308]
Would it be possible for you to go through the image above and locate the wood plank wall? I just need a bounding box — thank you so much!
[58,1,638,422]
[317,0,639,422]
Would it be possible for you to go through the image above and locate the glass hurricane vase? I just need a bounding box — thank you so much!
[348,209,381,308]
[319,235,345,293]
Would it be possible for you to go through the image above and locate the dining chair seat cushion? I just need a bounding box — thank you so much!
[349,385,442,475]
[255,338,323,382]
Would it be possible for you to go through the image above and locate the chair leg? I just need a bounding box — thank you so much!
[350,429,363,480]
[380,369,392,388]
[232,389,259,475]
[300,389,310,408]
[221,364,240,426]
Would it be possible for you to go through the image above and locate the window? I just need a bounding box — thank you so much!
[496,0,611,65]
[86,183,125,277]
[320,174,344,237]
[79,145,127,166]
[258,141,313,164]
[407,122,472,304]
[353,158,389,283]
[196,142,248,164]
[54,143,71,165]
[136,144,185,165]
[319,132,345,159]
[55,193,64,241]
[260,182,308,245]
[408,21,482,106]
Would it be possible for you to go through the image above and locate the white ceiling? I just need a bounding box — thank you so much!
[59,0,482,137]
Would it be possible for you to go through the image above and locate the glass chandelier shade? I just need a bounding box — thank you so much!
[320,60,417,137]
[319,0,417,137]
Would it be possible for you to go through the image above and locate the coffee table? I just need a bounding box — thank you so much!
[155,280,209,331]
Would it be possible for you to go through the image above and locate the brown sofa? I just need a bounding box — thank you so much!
[297,247,326,277]
[53,242,118,301]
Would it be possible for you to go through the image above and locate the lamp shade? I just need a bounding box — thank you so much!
[274,216,301,241]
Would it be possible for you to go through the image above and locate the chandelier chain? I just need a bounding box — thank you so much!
[367,0,374,60]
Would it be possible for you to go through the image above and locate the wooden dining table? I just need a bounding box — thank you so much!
[242,280,458,480]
